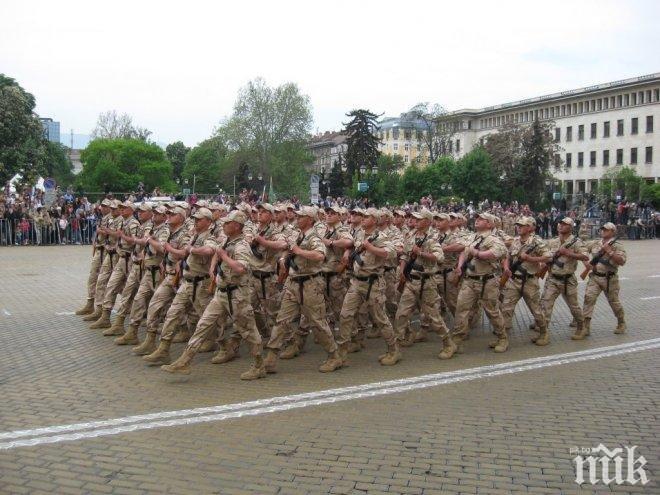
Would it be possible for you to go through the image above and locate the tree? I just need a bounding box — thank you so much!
[0,74,47,186]
[76,138,174,193]
[404,102,456,164]
[268,141,311,201]
[216,78,313,172]
[91,110,152,141]
[182,136,229,194]
[343,109,382,189]
[601,166,646,202]
[165,141,190,181]
[327,154,345,198]
[43,141,75,187]
[395,156,455,204]
[452,147,501,203]
[369,154,404,205]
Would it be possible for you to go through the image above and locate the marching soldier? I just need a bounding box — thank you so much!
[103,203,154,336]
[90,201,140,329]
[115,205,170,345]
[452,212,508,352]
[499,216,551,348]
[578,222,627,338]
[83,200,122,323]
[162,211,266,379]
[264,206,343,374]
[536,217,588,343]
[337,208,400,366]
[379,208,402,322]
[75,198,112,315]
[436,213,464,318]
[395,209,457,360]
[142,208,218,365]
[132,206,190,356]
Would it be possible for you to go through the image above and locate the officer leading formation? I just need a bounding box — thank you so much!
[76,199,627,380]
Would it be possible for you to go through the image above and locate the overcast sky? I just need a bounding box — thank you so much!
[2,0,659,147]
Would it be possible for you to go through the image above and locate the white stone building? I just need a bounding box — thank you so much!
[444,73,659,198]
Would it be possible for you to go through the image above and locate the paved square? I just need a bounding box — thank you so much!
[0,241,658,494]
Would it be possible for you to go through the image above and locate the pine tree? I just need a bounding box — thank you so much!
[342,109,382,189]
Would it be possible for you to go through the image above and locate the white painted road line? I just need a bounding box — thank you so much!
[1,339,659,450]
[2,309,11,316]
[55,311,75,316]
[640,296,660,300]
[648,275,660,278]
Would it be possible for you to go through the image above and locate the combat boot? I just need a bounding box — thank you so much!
[263,349,278,373]
[161,348,195,374]
[572,319,589,340]
[534,327,550,346]
[379,344,401,366]
[279,337,301,359]
[132,332,157,355]
[75,299,95,315]
[318,351,343,373]
[114,324,139,345]
[197,338,217,353]
[103,315,125,336]
[171,326,192,343]
[89,309,112,329]
[347,340,362,353]
[338,342,350,365]
[400,331,416,348]
[82,306,102,322]
[143,340,171,365]
[366,327,380,339]
[569,319,578,328]
[211,338,240,364]
[240,355,267,380]
[438,336,457,360]
[414,327,429,343]
[614,317,626,334]
[493,335,509,353]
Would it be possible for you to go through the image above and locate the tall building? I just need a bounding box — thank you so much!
[444,73,659,197]
[307,131,347,173]
[39,117,60,143]
[377,116,429,165]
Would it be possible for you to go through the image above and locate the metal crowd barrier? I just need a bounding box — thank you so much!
[0,218,98,246]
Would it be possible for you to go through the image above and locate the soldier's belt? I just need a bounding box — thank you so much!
[512,272,535,280]
[551,273,573,281]
[290,273,321,305]
[353,273,380,282]
[322,271,338,297]
[251,270,274,279]
[439,267,454,275]
[183,274,209,303]
[592,270,616,278]
[466,274,495,282]
[218,284,239,315]
[383,266,397,272]
[409,272,436,280]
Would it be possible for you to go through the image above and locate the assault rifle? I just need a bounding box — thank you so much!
[454,236,484,286]
[537,236,579,279]
[250,226,269,260]
[277,234,303,285]
[398,233,428,292]
[579,236,619,280]
[499,241,537,288]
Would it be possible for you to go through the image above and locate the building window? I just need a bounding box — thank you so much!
[590,151,596,167]
[590,123,597,139]
[554,154,560,168]
[578,152,584,167]
[616,148,623,165]
[578,125,584,140]
[393,129,400,140]
[631,147,638,165]
[604,121,610,137]
[603,150,609,166]
[647,115,654,133]
[448,140,453,153]
[646,146,653,164]
[631,117,638,135]
[566,126,572,142]
[404,130,412,140]
[416,144,421,152]
[456,139,460,152]
[404,155,409,163]
[566,153,572,167]
[404,143,410,152]
[617,119,624,136]
[393,143,398,151]
[555,127,561,142]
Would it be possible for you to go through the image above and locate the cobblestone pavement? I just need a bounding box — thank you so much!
[0,241,658,494]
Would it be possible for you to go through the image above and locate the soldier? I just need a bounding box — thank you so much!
[103,203,154,336]
[90,201,140,329]
[264,206,343,374]
[320,205,353,330]
[499,216,551,349]
[115,205,170,345]
[535,217,588,343]
[162,211,266,380]
[578,222,627,338]
[437,213,464,318]
[337,208,400,366]
[75,198,112,315]
[379,208,402,323]
[452,212,508,352]
[142,207,218,365]
[395,209,457,360]
[82,200,122,323]
[132,206,190,356]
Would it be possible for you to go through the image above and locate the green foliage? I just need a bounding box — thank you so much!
[165,141,190,181]
[642,182,660,208]
[395,156,455,204]
[77,138,175,193]
[0,74,47,186]
[602,166,646,201]
[182,136,229,193]
[268,141,311,201]
[452,147,501,203]
[343,109,381,187]
[43,141,75,187]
